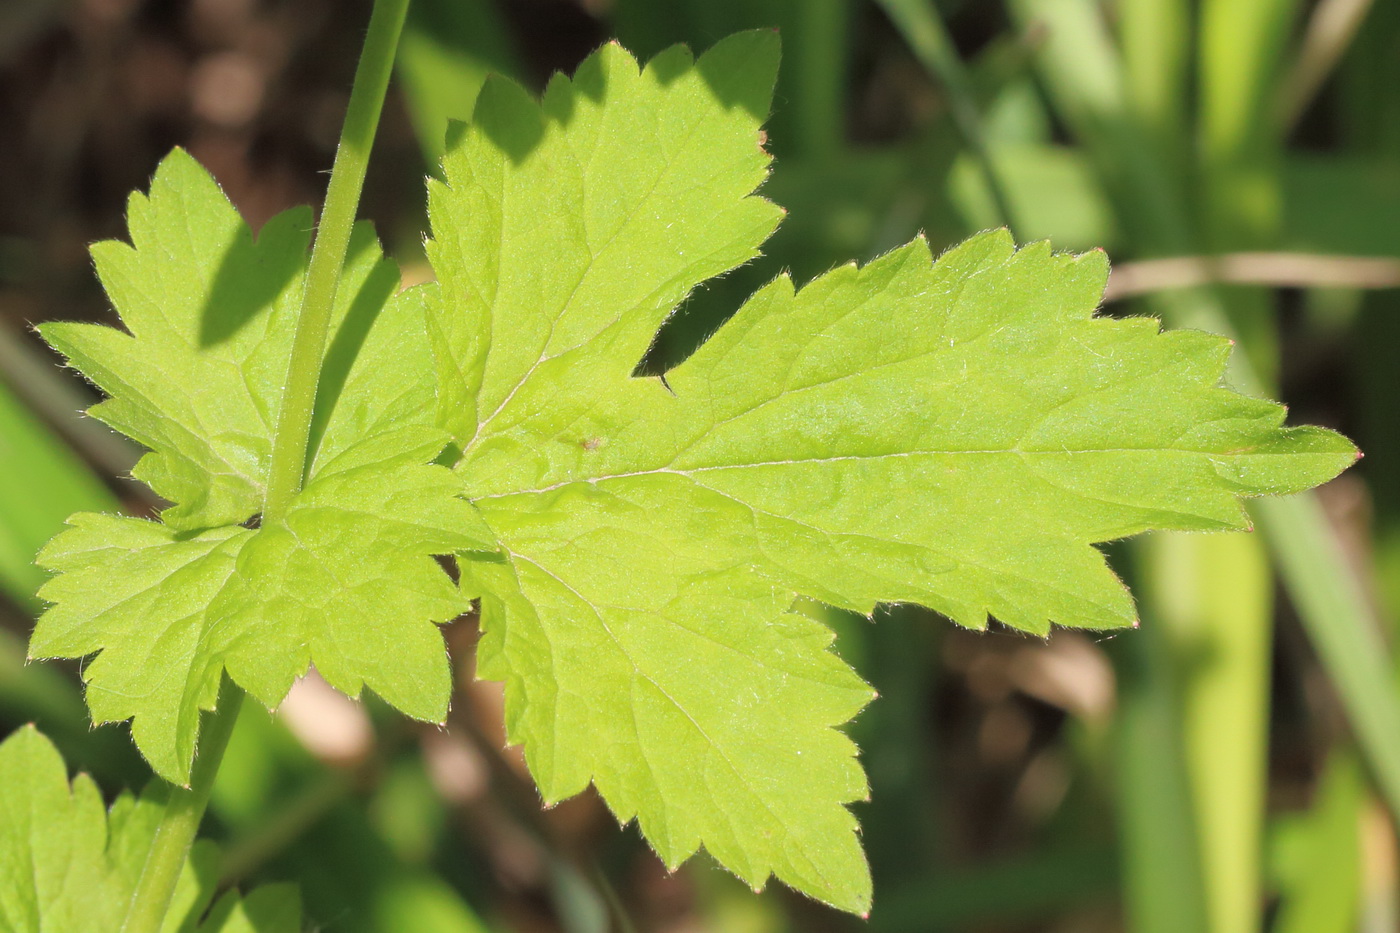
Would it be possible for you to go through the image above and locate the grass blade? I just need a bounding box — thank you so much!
[875,0,1019,231]
[0,377,116,607]
[1144,532,1272,933]
[395,0,521,165]
[1272,751,1363,933]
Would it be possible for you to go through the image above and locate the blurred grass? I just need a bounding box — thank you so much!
[0,376,115,607]
[1271,751,1364,933]
[1144,532,1272,933]
[394,0,521,166]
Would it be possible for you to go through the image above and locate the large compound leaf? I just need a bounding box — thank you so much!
[34,151,495,783]
[0,725,300,933]
[426,34,1357,913]
[24,27,1357,919]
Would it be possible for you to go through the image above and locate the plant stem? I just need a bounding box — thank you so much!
[119,6,412,930]
[120,678,244,933]
[262,0,412,523]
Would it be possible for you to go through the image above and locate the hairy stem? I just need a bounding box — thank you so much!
[262,0,412,522]
[120,678,244,933]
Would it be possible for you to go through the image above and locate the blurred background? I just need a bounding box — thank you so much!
[1,0,1398,930]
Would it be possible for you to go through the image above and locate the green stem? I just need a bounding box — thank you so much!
[120,678,244,933]
[262,0,412,522]
[118,5,412,930]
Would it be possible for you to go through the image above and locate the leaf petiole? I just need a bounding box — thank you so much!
[119,678,244,933]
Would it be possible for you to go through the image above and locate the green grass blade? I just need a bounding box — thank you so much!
[946,142,1118,249]
[1144,532,1272,933]
[395,0,522,166]
[786,0,851,160]
[1119,0,1190,175]
[875,0,1019,231]
[1272,751,1363,933]
[1007,0,1191,251]
[609,0,850,161]
[1113,621,1211,933]
[1189,5,1295,925]
[1199,0,1300,233]
[1253,494,1400,809]
[0,376,116,607]
[1199,0,1298,380]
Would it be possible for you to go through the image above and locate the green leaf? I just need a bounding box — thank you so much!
[0,725,300,933]
[424,31,783,448]
[34,150,495,783]
[425,34,1356,912]
[38,149,462,529]
[27,28,1357,919]
[40,151,306,532]
[32,429,480,782]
